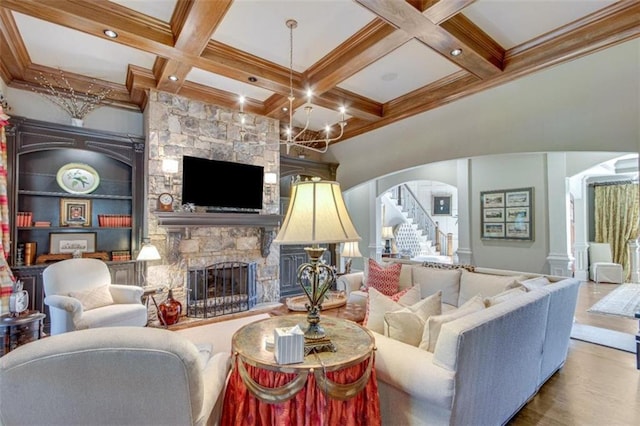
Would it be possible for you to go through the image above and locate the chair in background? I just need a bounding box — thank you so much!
[43,258,147,335]
[588,242,624,286]
[0,326,230,426]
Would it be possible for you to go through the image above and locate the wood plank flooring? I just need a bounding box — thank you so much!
[508,282,640,426]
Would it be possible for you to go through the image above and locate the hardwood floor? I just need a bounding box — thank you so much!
[508,282,640,426]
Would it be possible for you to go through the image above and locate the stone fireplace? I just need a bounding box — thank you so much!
[143,90,281,313]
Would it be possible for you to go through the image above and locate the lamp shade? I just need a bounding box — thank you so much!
[136,243,161,261]
[341,241,362,258]
[381,226,394,240]
[274,179,360,245]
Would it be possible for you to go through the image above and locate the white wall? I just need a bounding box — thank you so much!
[3,87,143,136]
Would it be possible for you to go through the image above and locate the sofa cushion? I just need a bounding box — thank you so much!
[412,267,462,306]
[365,259,402,296]
[419,294,485,352]
[384,291,442,346]
[364,287,424,334]
[69,285,114,311]
[458,270,526,306]
[390,285,421,305]
[484,287,527,307]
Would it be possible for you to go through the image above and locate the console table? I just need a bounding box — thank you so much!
[221,315,380,425]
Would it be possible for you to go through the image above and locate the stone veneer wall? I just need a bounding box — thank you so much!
[144,90,281,313]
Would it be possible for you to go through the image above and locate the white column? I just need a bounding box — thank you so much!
[628,239,640,283]
[455,158,473,265]
[368,181,383,261]
[546,153,572,277]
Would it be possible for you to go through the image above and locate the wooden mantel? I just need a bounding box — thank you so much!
[154,212,282,231]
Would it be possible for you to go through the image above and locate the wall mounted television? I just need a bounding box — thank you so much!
[181,155,264,212]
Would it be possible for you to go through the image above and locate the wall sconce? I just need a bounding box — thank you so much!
[264,172,278,185]
[162,159,179,188]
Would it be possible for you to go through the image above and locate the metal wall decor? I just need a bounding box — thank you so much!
[480,187,534,240]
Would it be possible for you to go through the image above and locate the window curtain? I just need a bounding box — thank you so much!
[594,183,640,281]
[0,106,14,315]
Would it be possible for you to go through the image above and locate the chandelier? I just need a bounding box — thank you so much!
[238,19,347,154]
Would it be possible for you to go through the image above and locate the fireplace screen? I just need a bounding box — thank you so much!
[187,261,257,318]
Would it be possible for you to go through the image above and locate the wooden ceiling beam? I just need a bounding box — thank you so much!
[422,0,477,24]
[355,0,502,79]
[0,8,30,81]
[155,0,232,93]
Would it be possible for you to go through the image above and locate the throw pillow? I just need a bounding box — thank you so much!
[412,267,462,306]
[419,294,485,353]
[484,287,527,307]
[69,285,114,311]
[457,270,528,306]
[364,287,403,334]
[365,259,402,296]
[384,291,442,346]
[517,276,551,291]
[390,285,421,305]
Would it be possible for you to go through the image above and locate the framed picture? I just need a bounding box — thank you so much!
[60,198,92,227]
[49,232,97,254]
[481,187,534,240]
[432,195,451,216]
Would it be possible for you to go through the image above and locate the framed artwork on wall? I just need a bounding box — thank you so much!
[432,195,452,216]
[480,187,534,240]
[49,232,97,254]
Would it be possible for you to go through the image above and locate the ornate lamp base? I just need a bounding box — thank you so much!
[304,336,336,355]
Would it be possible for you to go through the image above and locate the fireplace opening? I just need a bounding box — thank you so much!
[187,261,257,318]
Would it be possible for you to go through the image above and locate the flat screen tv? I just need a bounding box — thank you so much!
[181,155,263,212]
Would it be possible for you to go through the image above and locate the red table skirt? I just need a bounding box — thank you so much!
[221,354,381,426]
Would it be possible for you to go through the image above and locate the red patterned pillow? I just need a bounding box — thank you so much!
[366,259,401,296]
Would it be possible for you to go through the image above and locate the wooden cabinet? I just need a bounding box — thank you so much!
[5,117,145,332]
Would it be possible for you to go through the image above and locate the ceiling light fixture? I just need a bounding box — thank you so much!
[103,29,118,38]
[279,19,347,154]
[450,48,463,56]
[168,75,179,82]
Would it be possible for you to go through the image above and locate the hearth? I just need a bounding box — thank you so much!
[187,261,257,318]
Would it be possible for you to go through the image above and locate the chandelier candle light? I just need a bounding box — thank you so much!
[274,178,360,354]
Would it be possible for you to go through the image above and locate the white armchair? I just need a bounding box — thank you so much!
[43,258,147,335]
[0,326,231,426]
[588,242,624,284]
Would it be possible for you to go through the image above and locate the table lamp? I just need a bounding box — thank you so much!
[274,178,360,354]
[341,241,362,274]
[136,240,161,286]
[381,226,394,254]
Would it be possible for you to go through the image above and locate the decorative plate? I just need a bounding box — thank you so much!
[56,163,100,194]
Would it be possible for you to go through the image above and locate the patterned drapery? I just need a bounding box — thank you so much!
[0,106,15,315]
[594,183,640,281]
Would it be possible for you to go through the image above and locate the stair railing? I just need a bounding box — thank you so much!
[392,185,451,258]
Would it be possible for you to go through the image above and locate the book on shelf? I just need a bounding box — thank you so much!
[17,212,33,227]
[111,250,131,261]
[33,221,51,227]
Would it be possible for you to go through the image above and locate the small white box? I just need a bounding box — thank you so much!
[274,325,304,364]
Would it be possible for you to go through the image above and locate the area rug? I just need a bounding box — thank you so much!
[570,323,636,354]
[587,283,640,318]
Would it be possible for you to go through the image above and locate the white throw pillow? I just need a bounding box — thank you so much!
[364,286,425,335]
[412,267,461,306]
[484,287,527,307]
[457,270,527,306]
[516,276,551,291]
[69,285,114,311]
[384,291,442,346]
[419,294,485,353]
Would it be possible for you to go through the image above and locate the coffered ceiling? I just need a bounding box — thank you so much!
[0,0,637,146]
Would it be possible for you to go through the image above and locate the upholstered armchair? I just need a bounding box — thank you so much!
[43,258,147,335]
[588,242,624,284]
[0,327,231,426]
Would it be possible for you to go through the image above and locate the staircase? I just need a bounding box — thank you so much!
[386,185,452,261]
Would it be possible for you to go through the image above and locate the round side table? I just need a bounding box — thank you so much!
[1,311,46,356]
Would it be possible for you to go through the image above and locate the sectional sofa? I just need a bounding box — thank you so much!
[336,260,581,426]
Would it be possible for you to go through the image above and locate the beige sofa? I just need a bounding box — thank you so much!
[336,261,580,425]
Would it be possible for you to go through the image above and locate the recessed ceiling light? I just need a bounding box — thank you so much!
[248,76,257,82]
[450,48,463,57]
[282,107,288,112]
[103,29,118,38]
[168,75,179,82]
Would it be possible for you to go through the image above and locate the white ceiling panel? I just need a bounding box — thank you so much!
[14,13,156,85]
[338,40,463,103]
[186,68,274,102]
[464,0,618,49]
[109,0,177,23]
[212,0,376,70]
